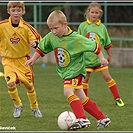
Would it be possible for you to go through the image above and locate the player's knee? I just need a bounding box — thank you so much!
[7,82,16,88]
[103,75,112,81]
[64,89,71,97]
[7,82,16,92]
[64,91,67,97]
[25,85,34,91]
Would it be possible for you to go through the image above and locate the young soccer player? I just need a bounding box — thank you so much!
[25,10,111,130]
[77,2,124,107]
[0,2,42,118]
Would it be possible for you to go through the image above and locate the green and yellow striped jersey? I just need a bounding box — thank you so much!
[37,27,101,80]
[78,19,112,67]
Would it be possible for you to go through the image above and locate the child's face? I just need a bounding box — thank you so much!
[89,7,101,23]
[8,6,24,23]
[48,20,67,38]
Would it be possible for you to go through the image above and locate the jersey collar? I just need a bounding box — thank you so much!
[86,19,101,26]
[9,17,23,27]
[62,26,73,37]
[67,26,73,35]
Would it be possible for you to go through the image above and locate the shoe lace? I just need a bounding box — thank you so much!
[98,118,110,126]
[116,99,122,104]
[77,119,89,126]
[33,109,41,115]
[14,106,21,112]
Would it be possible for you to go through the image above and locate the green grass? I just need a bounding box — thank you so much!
[0,63,133,132]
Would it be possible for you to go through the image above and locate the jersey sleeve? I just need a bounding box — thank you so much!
[23,19,42,43]
[36,47,45,57]
[103,25,112,49]
[36,33,53,56]
[94,44,101,55]
[104,43,113,50]
[77,22,86,35]
[27,25,42,42]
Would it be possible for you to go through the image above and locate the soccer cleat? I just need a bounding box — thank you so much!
[115,98,124,107]
[68,118,91,130]
[13,106,23,118]
[97,116,111,129]
[32,108,42,118]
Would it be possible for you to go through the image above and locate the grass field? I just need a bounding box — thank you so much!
[0,63,133,132]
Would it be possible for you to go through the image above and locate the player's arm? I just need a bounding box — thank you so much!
[97,50,108,66]
[27,24,42,49]
[94,44,108,66]
[30,41,39,48]
[25,52,40,66]
[25,46,45,66]
[106,48,112,64]
[104,44,112,64]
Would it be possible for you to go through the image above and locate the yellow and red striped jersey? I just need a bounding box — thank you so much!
[0,17,41,58]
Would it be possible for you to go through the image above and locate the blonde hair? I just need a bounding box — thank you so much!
[84,2,103,20]
[7,2,25,14]
[47,10,67,25]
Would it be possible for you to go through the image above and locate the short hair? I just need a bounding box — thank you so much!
[47,10,67,25]
[84,2,103,20]
[7,2,25,14]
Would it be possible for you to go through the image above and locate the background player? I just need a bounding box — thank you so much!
[0,2,42,118]
[77,2,124,107]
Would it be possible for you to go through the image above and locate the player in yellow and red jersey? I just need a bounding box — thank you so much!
[0,2,42,118]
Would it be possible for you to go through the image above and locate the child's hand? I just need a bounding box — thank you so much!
[29,41,37,48]
[100,58,109,66]
[25,52,41,66]
[25,58,34,66]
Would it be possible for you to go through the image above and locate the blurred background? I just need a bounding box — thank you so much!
[0,1,133,67]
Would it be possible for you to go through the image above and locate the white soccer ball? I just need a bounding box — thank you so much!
[57,111,76,130]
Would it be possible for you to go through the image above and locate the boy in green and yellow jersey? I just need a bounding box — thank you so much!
[25,10,111,130]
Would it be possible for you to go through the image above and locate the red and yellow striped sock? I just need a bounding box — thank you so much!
[83,97,106,120]
[106,79,120,100]
[68,94,86,119]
